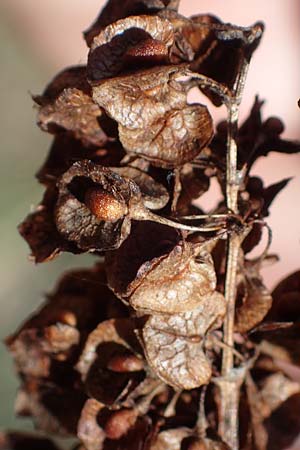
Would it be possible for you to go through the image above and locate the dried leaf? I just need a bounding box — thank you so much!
[176,164,210,215]
[6,264,127,377]
[92,66,186,129]
[7,324,79,378]
[142,292,226,389]
[92,65,213,167]
[106,221,180,299]
[119,103,213,168]
[88,15,174,81]
[112,166,169,210]
[76,319,144,405]
[18,186,79,262]
[84,0,180,46]
[235,277,273,334]
[128,241,217,314]
[238,175,291,225]
[55,161,138,252]
[37,88,110,147]
[190,21,264,105]
[54,160,173,252]
[161,11,220,65]
[254,271,300,366]
[212,96,300,173]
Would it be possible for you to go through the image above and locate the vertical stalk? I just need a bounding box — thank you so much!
[218,60,249,450]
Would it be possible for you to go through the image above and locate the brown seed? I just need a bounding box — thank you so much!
[105,409,138,440]
[125,38,169,64]
[58,310,77,327]
[107,353,144,372]
[188,441,207,450]
[84,188,127,222]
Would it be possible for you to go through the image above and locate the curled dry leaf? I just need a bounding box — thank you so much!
[92,65,213,168]
[6,264,127,378]
[267,270,300,322]
[55,160,139,252]
[119,103,213,168]
[92,66,187,129]
[235,274,273,334]
[76,318,144,405]
[113,165,169,210]
[176,164,210,214]
[37,88,110,147]
[88,15,174,81]
[212,96,300,178]
[6,324,79,378]
[160,11,221,64]
[128,241,217,314]
[142,292,226,389]
[55,160,170,252]
[18,186,79,263]
[84,0,180,47]
[106,220,180,299]
[191,20,264,105]
[254,271,300,367]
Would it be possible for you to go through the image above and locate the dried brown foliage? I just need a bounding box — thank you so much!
[6,1,300,449]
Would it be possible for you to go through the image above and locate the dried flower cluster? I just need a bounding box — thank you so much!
[4,1,300,450]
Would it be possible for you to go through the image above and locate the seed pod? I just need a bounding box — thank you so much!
[88,15,174,81]
[142,292,226,389]
[76,319,144,405]
[92,65,213,168]
[128,241,217,314]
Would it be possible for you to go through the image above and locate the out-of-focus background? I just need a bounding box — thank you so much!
[0,0,299,439]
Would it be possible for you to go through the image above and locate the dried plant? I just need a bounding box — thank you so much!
[3,1,300,450]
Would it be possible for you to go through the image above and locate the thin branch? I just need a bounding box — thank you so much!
[218,58,250,450]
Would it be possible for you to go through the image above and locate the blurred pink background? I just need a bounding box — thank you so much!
[0,0,299,442]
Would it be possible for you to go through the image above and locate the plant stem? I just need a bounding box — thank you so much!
[219,59,249,450]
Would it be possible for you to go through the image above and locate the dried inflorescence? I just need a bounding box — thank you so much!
[6,0,300,449]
